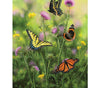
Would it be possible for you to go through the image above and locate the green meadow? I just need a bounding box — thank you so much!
[13,0,88,88]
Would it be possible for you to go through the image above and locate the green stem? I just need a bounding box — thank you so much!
[64,7,70,32]
[58,38,65,64]
[58,7,70,64]
[24,56,34,88]
[61,7,70,88]
[40,52,48,88]
[42,18,48,87]
[42,18,46,41]
[33,72,36,88]
[61,74,65,88]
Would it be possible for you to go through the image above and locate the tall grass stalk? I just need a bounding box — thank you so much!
[40,50,48,88]
[60,7,70,87]
[33,71,36,88]
[24,56,34,88]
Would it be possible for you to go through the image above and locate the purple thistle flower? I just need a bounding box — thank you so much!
[59,26,64,33]
[24,0,32,4]
[62,58,68,62]
[74,20,82,28]
[34,66,40,71]
[52,28,57,34]
[15,47,21,56]
[29,61,40,71]
[29,61,35,66]
[40,11,51,20]
[72,48,77,55]
[45,32,49,36]
[65,0,75,7]
[39,32,44,41]
[13,9,19,16]
[39,32,49,41]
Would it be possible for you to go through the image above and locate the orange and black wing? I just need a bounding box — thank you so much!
[63,63,69,73]
[55,58,78,73]
[66,58,78,66]
[65,58,78,71]
[63,24,75,41]
[55,62,69,73]
[55,62,66,72]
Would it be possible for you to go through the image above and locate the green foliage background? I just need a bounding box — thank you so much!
[13,0,88,88]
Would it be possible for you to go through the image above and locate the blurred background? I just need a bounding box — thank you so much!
[13,0,88,88]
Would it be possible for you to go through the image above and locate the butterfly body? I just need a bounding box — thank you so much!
[26,29,52,50]
[63,24,76,41]
[55,58,78,73]
[30,41,39,50]
[48,0,63,16]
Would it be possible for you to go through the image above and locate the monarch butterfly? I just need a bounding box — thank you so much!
[55,58,79,73]
[26,29,52,50]
[63,24,76,41]
[48,0,63,16]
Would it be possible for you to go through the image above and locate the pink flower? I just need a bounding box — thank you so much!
[39,32,49,41]
[39,32,44,41]
[29,61,40,71]
[40,11,51,20]
[72,48,77,55]
[62,58,68,62]
[29,61,35,66]
[34,66,40,71]
[52,28,57,34]
[74,20,82,28]
[65,0,75,7]
[13,9,19,15]
[59,26,64,33]
[24,0,32,4]
[15,47,21,56]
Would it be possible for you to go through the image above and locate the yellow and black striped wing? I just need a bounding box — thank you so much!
[55,0,62,9]
[26,29,39,45]
[36,41,52,48]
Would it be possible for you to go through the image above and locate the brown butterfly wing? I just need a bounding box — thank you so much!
[55,62,65,72]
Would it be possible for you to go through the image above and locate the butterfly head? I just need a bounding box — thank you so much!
[69,24,75,29]
[64,60,67,64]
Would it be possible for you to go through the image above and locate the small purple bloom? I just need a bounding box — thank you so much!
[13,9,19,16]
[72,48,77,55]
[74,20,82,28]
[59,26,64,33]
[40,11,51,20]
[54,65,58,71]
[29,61,35,66]
[24,0,32,4]
[39,32,44,41]
[52,28,57,34]
[39,32,49,41]
[34,66,40,71]
[15,47,21,56]
[45,32,49,36]
[29,61,40,71]
[62,58,68,62]
[65,0,75,7]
